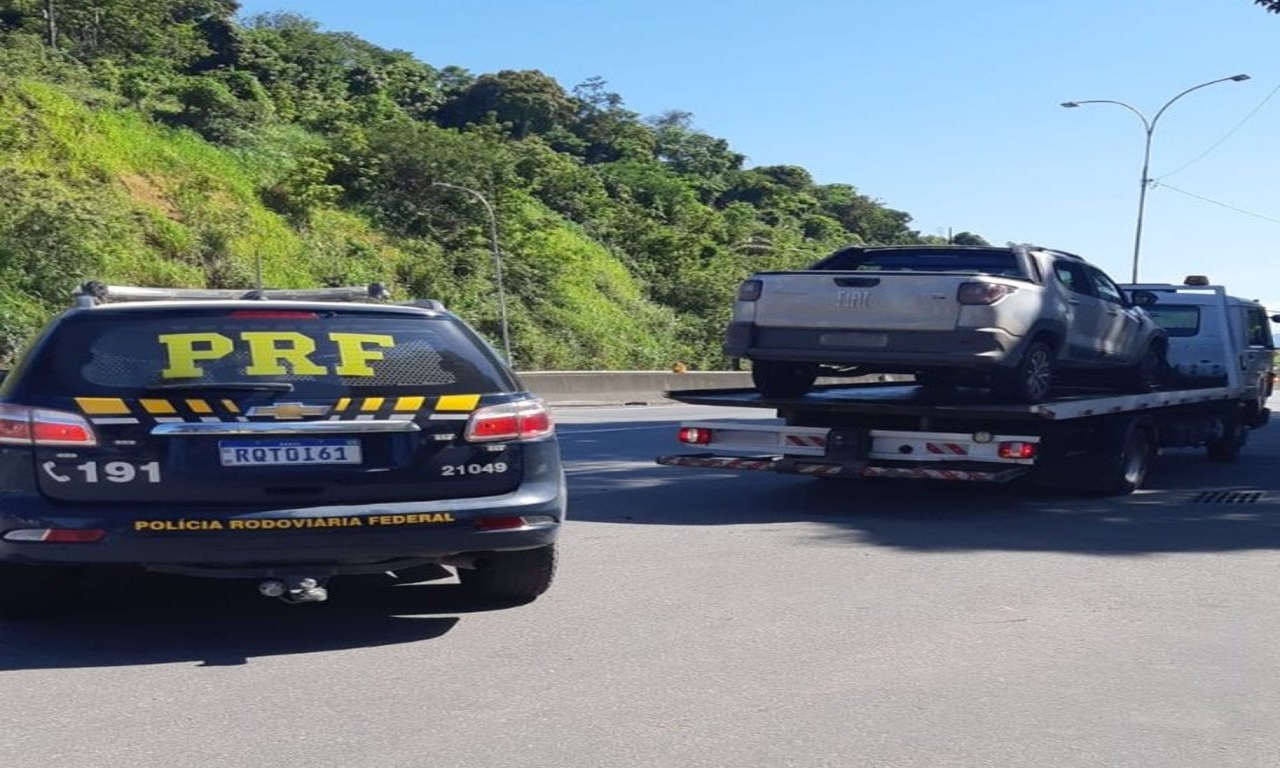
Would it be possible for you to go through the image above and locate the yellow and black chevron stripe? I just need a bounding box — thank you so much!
[74,395,484,425]
[329,394,481,421]
[76,397,246,425]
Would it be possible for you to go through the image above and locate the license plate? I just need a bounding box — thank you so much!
[819,332,889,348]
[219,439,362,467]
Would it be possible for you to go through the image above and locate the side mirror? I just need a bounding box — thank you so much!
[1271,314,1280,324]
[1130,290,1158,308]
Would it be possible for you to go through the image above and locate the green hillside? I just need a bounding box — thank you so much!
[0,1,986,370]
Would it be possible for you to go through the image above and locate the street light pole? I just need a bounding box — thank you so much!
[432,181,513,366]
[1061,74,1250,283]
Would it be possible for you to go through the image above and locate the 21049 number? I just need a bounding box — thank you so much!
[440,462,509,477]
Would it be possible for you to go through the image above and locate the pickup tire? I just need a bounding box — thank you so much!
[459,544,557,603]
[752,361,818,398]
[1122,340,1169,393]
[992,341,1054,403]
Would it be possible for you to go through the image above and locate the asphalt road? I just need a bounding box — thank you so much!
[4,401,1280,767]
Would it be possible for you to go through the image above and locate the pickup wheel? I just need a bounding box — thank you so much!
[1123,341,1169,393]
[751,361,818,398]
[458,544,557,603]
[0,563,80,619]
[992,341,1054,403]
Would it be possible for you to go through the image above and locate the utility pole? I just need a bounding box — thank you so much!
[43,0,58,51]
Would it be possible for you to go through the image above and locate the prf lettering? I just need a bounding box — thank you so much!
[157,332,395,379]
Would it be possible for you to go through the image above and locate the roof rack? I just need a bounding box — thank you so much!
[73,281,395,308]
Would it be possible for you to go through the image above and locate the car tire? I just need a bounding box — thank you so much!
[751,361,818,398]
[0,563,80,619]
[1123,341,1168,393]
[459,544,557,603]
[992,341,1054,403]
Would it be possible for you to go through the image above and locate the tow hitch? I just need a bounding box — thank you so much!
[258,576,329,604]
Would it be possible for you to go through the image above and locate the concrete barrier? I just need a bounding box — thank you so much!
[519,371,908,405]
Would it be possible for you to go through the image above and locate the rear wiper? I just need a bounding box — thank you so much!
[144,382,296,393]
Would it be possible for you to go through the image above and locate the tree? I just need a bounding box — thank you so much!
[4,0,240,66]
[950,231,990,246]
[1256,1,1280,13]
[437,70,577,140]
[569,77,653,163]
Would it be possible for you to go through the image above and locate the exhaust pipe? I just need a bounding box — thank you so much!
[258,577,329,604]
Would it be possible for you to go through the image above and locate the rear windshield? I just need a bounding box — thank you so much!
[17,309,514,397]
[1145,304,1200,337]
[813,248,1024,277]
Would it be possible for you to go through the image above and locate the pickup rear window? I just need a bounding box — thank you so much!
[812,248,1024,277]
[15,309,512,398]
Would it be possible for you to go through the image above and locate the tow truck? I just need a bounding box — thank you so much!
[657,279,1275,495]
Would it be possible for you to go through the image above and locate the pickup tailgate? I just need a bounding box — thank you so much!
[752,273,965,331]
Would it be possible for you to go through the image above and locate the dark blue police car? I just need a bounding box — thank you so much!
[0,283,565,616]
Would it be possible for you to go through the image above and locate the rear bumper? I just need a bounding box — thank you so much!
[726,322,1019,370]
[0,476,566,575]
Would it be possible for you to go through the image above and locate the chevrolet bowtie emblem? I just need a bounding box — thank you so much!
[247,402,330,420]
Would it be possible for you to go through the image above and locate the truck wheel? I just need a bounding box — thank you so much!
[1097,420,1155,495]
[0,563,80,619]
[459,545,557,603]
[751,361,817,398]
[992,341,1054,403]
[1206,420,1246,462]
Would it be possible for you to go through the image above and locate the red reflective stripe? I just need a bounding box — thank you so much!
[42,529,107,543]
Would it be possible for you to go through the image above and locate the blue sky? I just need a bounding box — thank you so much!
[237,0,1280,310]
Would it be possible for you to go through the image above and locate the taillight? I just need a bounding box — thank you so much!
[998,441,1037,459]
[464,399,554,442]
[958,282,1017,305]
[678,427,713,445]
[3,528,107,543]
[737,279,763,301]
[0,405,97,447]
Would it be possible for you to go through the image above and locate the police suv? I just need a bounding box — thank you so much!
[0,283,565,616]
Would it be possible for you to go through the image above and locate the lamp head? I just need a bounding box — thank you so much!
[1060,102,1080,108]
[1230,74,1251,82]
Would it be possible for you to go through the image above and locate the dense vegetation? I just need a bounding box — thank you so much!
[0,0,986,370]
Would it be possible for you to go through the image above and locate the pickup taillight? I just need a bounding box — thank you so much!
[957,282,1017,305]
[736,280,763,302]
[0,404,98,447]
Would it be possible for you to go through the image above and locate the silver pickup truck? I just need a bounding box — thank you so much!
[724,244,1170,403]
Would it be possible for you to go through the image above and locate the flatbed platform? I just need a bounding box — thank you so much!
[664,383,1239,422]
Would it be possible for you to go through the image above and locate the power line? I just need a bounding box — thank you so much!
[1152,181,1280,226]
[1155,79,1280,180]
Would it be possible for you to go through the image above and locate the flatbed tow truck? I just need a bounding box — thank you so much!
[657,281,1276,495]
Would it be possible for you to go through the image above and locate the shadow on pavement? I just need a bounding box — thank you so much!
[565,414,1280,556]
[0,570,527,670]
